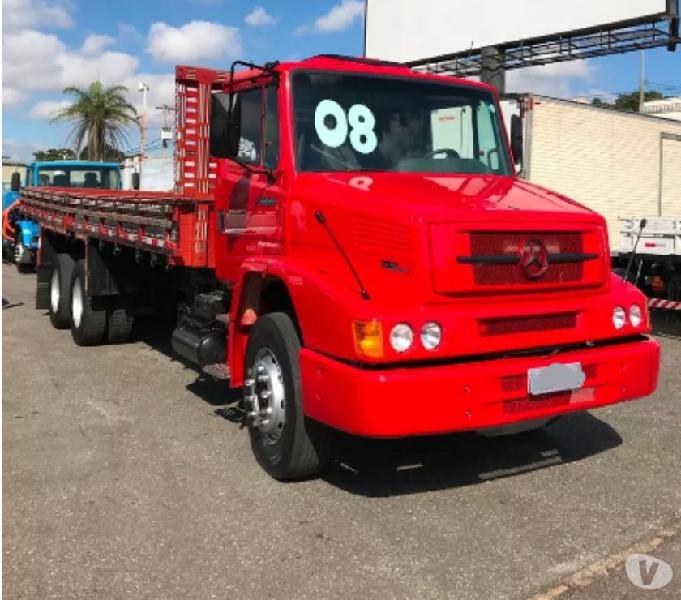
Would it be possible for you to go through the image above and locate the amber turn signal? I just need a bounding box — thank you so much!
[352,319,384,359]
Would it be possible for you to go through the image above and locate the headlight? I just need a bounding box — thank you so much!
[390,323,414,352]
[420,322,442,350]
[612,306,626,329]
[629,304,642,327]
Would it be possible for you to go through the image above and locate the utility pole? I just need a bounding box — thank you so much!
[138,82,149,182]
[138,82,150,159]
[156,104,174,158]
[639,50,645,113]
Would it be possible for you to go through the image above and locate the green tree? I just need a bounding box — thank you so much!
[78,143,126,162]
[32,148,76,161]
[613,90,664,112]
[52,81,138,161]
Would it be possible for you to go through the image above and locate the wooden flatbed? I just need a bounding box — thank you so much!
[19,186,215,268]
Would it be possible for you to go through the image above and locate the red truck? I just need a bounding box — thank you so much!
[19,55,660,480]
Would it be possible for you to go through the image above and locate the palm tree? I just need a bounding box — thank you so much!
[52,81,138,161]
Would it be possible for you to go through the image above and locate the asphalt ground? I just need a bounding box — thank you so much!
[3,262,681,599]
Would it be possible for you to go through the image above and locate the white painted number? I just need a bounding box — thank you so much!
[348,104,377,154]
[314,99,347,148]
[314,100,377,154]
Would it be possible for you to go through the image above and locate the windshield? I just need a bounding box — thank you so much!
[292,71,511,175]
[36,167,120,189]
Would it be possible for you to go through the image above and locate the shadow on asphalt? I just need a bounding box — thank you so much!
[133,314,242,410]
[134,314,623,496]
[2,297,24,310]
[651,311,681,340]
[323,413,621,497]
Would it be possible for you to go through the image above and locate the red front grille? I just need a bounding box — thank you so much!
[470,232,582,285]
[480,312,577,336]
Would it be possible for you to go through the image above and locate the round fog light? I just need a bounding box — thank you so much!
[612,306,626,330]
[390,323,414,353]
[421,322,442,350]
[629,304,642,327]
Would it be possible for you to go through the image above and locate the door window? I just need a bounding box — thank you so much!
[237,88,263,164]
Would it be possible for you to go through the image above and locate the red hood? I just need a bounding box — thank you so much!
[293,172,602,225]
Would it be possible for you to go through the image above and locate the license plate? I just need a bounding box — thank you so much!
[528,362,586,396]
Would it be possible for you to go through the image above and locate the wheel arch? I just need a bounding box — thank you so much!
[229,268,303,388]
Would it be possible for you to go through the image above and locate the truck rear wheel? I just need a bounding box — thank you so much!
[70,259,106,346]
[48,253,75,329]
[106,299,135,343]
[244,312,330,480]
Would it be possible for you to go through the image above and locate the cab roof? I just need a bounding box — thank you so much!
[32,160,120,169]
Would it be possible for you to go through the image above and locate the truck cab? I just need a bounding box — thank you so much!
[206,56,658,472]
[3,160,121,270]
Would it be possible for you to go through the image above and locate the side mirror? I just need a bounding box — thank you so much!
[210,92,241,159]
[131,172,140,190]
[510,114,523,172]
[10,172,21,192]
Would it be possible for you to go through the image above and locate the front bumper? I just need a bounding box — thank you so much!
[300,337,660,437]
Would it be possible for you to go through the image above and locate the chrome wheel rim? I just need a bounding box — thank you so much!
[50,269,60,313]
[244,347,286,443]
[71,279,83,328]
[14,241,24,263]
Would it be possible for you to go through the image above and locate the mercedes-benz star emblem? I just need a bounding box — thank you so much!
[520,239,549,280]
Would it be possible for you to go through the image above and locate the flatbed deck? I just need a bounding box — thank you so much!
[19,186,215,268]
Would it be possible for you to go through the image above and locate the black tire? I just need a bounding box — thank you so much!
[48,253,75,329]
[70,259,106,346]
[107,298,135,343]
[244,312,330,480]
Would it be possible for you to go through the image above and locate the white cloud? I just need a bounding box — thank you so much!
[146,20,241,63]
[80,34,114,55]
[2,30,140,92]
[2,87,27,107]
[245,6,276,26]
[2,0,73,30]
[28,99,72,119]
[506,60,596,98]
[296,0,365,34]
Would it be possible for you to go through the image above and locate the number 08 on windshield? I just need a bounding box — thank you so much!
[294,71,511,175]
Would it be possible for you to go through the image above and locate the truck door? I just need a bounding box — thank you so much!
[214,83,282,282]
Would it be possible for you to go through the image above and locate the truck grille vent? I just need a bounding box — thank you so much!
[480,312,577,336]
[469,232,584,285]
[352,217,411,255]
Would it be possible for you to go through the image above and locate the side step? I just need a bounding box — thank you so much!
[202,363,231,380]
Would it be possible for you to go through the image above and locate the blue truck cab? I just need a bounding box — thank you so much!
[3,161,121,270]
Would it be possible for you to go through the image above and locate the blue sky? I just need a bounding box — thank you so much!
[2,0,680,161]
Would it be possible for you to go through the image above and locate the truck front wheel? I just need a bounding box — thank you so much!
[70,260,106,346]
[244,312,331,480]
[48,253,75,329]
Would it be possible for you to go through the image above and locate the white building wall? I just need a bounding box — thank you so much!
[527,98,681,244]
